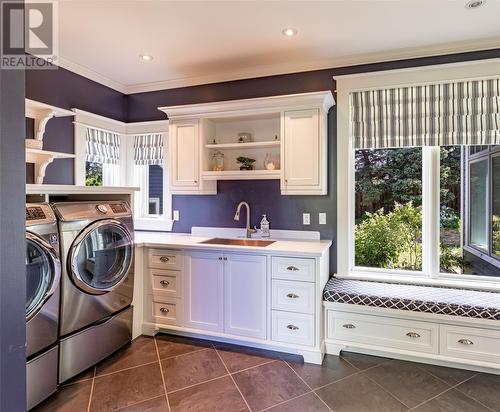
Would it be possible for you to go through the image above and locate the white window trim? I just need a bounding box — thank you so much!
[73,109,173,231]
[335,58,500,292]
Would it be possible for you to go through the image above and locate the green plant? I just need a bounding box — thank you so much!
[236,156,256,171]
[355,203,422,270]
[85,162,103,186]
[440,242,465,273]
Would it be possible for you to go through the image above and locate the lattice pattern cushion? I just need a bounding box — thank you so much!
[323,277,500,321]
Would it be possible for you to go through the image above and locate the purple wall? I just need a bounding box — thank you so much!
[25,67,127,184]
[26,48,500,273]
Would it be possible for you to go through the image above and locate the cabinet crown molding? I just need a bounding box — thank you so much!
[159,91,335,120]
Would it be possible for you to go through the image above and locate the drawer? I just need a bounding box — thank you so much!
[327,311,439,354]
[149,249,183,270]
[150,269,182,298]
[440,325,500,364]
[272,257,315,282]
[272,280,315,314]
[272,311,314,346]
[153,299,182,325]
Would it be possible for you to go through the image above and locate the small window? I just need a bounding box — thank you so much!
[469,159,489,251]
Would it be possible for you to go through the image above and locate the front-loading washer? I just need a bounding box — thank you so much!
[51,201,134,382]
[25,203,61,409]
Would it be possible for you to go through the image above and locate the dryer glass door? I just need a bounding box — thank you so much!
[26,235,56,320]
[71,220,133,293]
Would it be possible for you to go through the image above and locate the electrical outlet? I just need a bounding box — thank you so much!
[173,210,180,221]
[303,213,310,225]
[319,212,327,225]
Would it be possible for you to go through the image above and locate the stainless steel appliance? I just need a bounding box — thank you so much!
[26,203,61,410]
[52,201,134,383]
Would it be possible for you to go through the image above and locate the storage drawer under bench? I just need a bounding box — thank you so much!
[440,325,500,364]
[327,311,439,354]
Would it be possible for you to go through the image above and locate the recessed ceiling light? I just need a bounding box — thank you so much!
[465,0,485,9]
[139,54,153,61]
[281,27,298,37]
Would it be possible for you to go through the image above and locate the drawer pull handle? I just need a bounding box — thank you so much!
[342,324,356,329]
[286,324,299,331]
[458,339,474,346]
[286,266,299,271]
[286,293,299,299]
[159,280,170,287]
[406,332,421,339]
[159,256,170,263]
[160,307,170,314]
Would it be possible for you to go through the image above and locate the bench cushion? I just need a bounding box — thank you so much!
[323,277,500,321]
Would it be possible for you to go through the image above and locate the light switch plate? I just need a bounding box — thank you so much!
[319,212,326,225]
[303,213,310,225]
[173,210,180,221]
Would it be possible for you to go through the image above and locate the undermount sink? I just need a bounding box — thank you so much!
[199,238,276,247]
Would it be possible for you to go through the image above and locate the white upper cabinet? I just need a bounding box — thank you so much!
[168,119,216,194]
[282,109,325,195]
[159,91,334,195]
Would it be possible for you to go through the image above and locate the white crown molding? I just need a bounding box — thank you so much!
[58,57,128,94]
[72,108,168,135]
[58,37,500,95]
[159,91,335,120]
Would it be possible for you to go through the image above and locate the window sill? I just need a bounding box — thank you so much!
[134,217,173,232]
[338,271,500,293]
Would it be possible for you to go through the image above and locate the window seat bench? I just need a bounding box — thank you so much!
[322,277,500,374]
[323,277,500,321]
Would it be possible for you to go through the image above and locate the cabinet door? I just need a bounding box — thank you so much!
[185,251,224,332]
[224,254,267,339]
[283,109,321,190]
[170,120,200,189]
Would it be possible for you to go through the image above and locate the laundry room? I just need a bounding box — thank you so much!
[1,1,500,411]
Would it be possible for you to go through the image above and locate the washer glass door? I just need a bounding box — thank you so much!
[26,235,55,320]
[71,220,133,293]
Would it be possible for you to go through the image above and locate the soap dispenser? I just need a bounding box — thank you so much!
[260,214,270,238]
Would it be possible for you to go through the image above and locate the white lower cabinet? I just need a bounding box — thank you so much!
[224,254,267,339]
[143,246,329,364]
[185,251,224,332]
[185,251,267,338]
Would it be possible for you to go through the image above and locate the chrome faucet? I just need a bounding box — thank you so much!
[234,201,256,238]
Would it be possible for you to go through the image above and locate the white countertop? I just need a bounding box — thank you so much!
[134,231,332,257]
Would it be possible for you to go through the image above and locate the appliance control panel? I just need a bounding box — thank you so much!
[51,201,132,222]
[25,203,56,225]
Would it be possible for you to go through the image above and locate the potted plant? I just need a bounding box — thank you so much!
[236,156,256,171]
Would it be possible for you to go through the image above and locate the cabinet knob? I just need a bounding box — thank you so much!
[223,257,228,261]
[286,293,299,299]
[286,324,299,331]
[160,307,170,314]
[342,324,356,329]
[159,256,170,263]
[286,266,299,271]
[458,339,474,346]
[218,257,223,260]
[159,280,170,287]
[406,332,421,339]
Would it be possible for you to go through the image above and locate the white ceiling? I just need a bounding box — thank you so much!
[58,0,500,93]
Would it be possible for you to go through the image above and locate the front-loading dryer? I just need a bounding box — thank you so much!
[25,203,61,409]
[52,201,134,383]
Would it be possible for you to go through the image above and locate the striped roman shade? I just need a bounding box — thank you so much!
[134,133,164,165]
[85,127,120,164]
[350,78,500,149]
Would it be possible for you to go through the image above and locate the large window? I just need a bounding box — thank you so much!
[354,145,500,278]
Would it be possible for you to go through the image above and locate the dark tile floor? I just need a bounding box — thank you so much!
[34,334,500,412]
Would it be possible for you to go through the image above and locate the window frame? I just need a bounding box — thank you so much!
[463,146,500,267]
[335,59,500,291]
[74,109,172,232]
